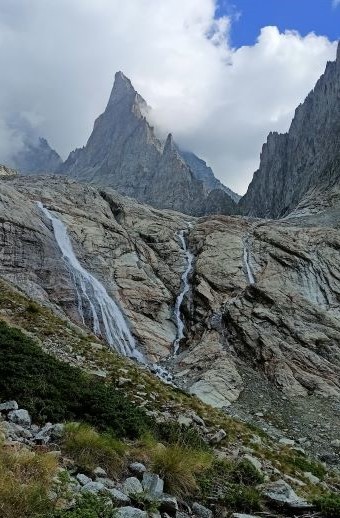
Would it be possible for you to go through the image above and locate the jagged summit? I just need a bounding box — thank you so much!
[59,72,237,216]
[107,71,140,107]
[8,136,62,175]
[240,40,340,218]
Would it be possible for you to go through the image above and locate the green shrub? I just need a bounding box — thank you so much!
[0,321,152,439]
[156,421,210,451]
[221,484,263,512]
[231,459,264,485]
[62,423,124,478]
[313,493,340,518]
[51,493,117,518]
[25,302,40,314]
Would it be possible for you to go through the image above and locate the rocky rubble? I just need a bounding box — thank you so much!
[1,400,330,517]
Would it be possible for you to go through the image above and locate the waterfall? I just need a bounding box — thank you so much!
[173,229,194,354]
[37,202,144,362]
[243,237,255,285]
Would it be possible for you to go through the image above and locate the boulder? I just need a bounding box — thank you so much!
[0,401,18,412]
[192,502,213,518]
[129,462,146,477]
[7,409,31,427]
[209,429,227,444]
[76,473,92,486]
[123,477,143,496]
[142,472,164,497]
[159,494,178,513]
[94,466,107,477]
[262,479,312,510]
[81,481,106,494]
[115,507,147,518]
[108,488,131,504]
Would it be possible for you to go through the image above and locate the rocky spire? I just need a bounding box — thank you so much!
[336,40,340,70]
[107,71,137,107]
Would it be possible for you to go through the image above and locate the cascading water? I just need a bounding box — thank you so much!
[37,202,144,362]
[173,228,194,354]
[243,236,255,285]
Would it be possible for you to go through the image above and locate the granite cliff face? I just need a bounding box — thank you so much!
[58,72,236,216]
[0,175,339,456]
[10,137,62,174]
[240,42,340,218]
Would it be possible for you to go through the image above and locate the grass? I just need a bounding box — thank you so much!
[313,492,340,518]
[150,441,213,497]
[0,321,152,439]
[50,493,117,518]
[0,441,58,518]
[62,423,125,478]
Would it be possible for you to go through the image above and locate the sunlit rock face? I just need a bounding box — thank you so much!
[240,43,340,218]
[58,72,237,216]
[0,176,339,437]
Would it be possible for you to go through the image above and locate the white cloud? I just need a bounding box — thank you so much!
[333,0,340,8]
[0,0,336,193]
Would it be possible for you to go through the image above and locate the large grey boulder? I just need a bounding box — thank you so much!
[262,479,312,509]
[192,502,213,518]
[0,401,18,412]
[8,409,31,427]
[123,477,143,496]
[142,472,164,498]
[115,507,147,518]
[107,488,131,504]
[81,481,106,494]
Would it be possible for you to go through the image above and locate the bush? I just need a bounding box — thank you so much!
[0,321,152,439]
[156,421,209,451]
[221,484,263,512]
[150,442,213,497]
[51,493,117,518]
[62,423,124,478]
[0,444,58,518]
[231,459,264,485]
[313,493,340,518]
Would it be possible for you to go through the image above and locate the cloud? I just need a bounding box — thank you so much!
[0,0,336,193]
[333,0,340,7]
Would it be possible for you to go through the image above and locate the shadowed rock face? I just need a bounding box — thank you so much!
[240,42,340,218]
[10,137,62,175]
[58,72,237,216]
[0,175,339,456]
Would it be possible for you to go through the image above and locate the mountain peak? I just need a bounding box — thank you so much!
[107,71,137,107]
[337,40,340,64]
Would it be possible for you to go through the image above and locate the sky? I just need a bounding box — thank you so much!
[0,1,339,194]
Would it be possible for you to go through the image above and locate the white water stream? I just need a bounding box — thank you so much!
[173,229,194,354]
[243,237,255,285]
[37,202,144,362]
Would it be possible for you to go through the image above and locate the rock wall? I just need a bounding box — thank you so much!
[0,175,339,451]
[240,43,340,218]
